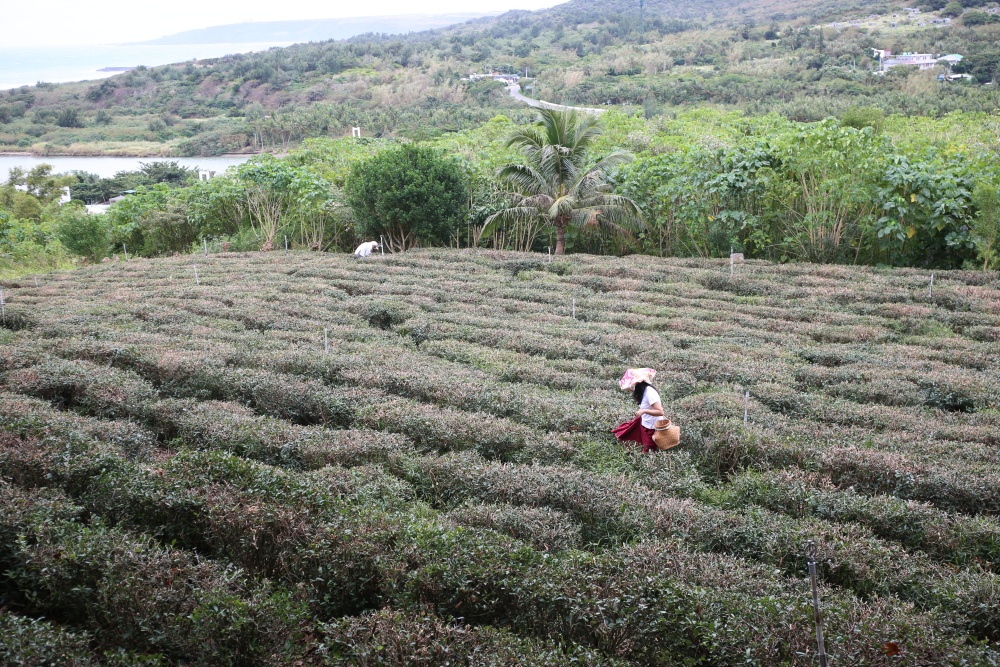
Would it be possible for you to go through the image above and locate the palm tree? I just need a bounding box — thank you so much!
[482,109,644,255]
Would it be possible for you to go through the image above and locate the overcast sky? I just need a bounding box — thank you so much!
[6,0,564,47]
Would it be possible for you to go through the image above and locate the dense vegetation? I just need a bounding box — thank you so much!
[4,107,1000,276]
[3,2,1000,661]
[0,162,200,277]
[0,249,998,664]
[5,0,1000,154]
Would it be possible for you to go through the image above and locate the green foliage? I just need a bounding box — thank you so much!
[70,161,195,205]
[971,182,1000,270]
[0,612,102,666]
[359,299,412,330]
[55,206,109,261]
[484,109,643,255]
[962,10,1000,25]
[616,110,986,267]
[55,108,83,128]
[4,165,73,205]
[136,204,200,256]
[942,2,965,17]
[2,252,1000,662]
[105,183,173,254]
[8,0,1000,157]
[839,105,884,131]
[345,144,467,250]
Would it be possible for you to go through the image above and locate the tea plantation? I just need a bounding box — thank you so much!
[1,249,999,666]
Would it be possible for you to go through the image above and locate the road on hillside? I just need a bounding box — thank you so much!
[507,83,605,116]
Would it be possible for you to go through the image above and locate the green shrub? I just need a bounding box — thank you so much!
[0,613,102,667]
[55,108,83,128]
[345,144,468,251]
[55,208,109,261]
[357,298,412,330]
[445,502,583,551]
[840,105,885,131]
[317,609,610,666]
[8,519,309,664]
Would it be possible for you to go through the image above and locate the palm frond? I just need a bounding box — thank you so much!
[498,164,547,195]
[589,150,635,174]
[481,205,545,239]
[568,194,646,234]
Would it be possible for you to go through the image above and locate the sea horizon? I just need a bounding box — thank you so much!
[0,42,291,91]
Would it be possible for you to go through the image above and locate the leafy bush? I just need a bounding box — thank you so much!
[345,145,468,251]
[0,613,101,667]
[317,609,613,666]
[55,108,83,128]
[358,298,412,330]
[55,207,109,261]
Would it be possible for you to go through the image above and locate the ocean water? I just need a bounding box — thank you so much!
[0,155,252,181]
[0,43,291,91]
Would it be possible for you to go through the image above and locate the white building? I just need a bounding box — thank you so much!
[465,72,520,84]
[874,50,962,73]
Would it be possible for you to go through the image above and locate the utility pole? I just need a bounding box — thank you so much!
[639,0,645,42]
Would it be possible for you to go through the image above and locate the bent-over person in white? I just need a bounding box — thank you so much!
[353,241,380,257]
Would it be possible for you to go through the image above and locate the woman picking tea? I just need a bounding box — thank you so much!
[612,368,679,452]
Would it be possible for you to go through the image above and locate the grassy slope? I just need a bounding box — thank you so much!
[1,249,999,662]
[3,0,1000,156]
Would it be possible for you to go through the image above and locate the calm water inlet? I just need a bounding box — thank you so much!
[0,155,252,181]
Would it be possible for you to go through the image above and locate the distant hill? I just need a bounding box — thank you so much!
[5,0,999,157]
[135,13,504,45]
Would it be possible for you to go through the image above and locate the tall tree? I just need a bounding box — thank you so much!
[346,144,467,251]
[483,109,644,255]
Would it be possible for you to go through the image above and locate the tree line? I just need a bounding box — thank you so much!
[3,108,1000,278]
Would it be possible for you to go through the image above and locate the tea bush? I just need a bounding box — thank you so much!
[0,613,104,667]
[1,249,999,663]
[317,610,613,666]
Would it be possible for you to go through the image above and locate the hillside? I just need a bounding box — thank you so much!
[1,249,999,663]
[3,0,1000,155]
[136,13,505,45]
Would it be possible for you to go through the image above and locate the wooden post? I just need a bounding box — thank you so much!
[744,390,749,426]
[123,244,128,262]
[929,272,935,297]
[730,251,734,277]
[572,298,576,320]
[324,328,329,354]
[284,236,289,255]
[380,236,385,256]
[33,276,38,288]
[548,246,551,263]
[193,265,200,285]
[204,239,208,256]
[0,288,5,324]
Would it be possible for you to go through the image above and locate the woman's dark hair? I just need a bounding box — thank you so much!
[632,381,653,404]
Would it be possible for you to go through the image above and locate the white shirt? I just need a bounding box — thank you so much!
[640,386,662,429]
[354,241,379,257]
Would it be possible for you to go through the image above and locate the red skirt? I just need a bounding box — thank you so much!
[612,416,657,453]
